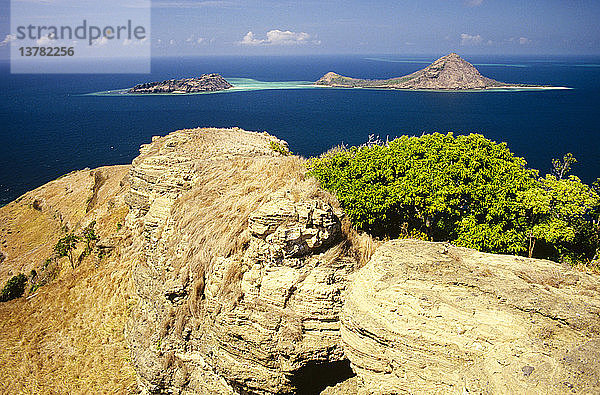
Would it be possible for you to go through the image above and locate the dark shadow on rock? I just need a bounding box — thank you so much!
[289,359,355,395]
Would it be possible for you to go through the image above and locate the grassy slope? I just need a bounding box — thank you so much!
[318,74,416,88]
[0,165,137,393]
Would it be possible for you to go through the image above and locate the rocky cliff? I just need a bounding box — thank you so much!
[316,53,538,90]
[129,74,233,94]
[124,128,359,394]
[1,127,598,394]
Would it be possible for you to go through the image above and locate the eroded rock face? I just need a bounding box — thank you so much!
[125,128,357,394]
[204,191,351,393]
[248,196,341,259]
[341,239,600,394]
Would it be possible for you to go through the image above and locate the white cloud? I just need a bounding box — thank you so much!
[185,35,206,45]
[466,0,483,6]
[239,30,315,46]
[460,33,483,46]
[266,30,310,45]
[123,37,148,46]
[240,31,264,46]
[518,37,531,45]
[92,36,109,46]
[0,34,16,47]
[36,34,54,45]
[507,37,532,45]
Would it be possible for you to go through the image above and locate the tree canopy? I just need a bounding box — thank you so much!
[309,133,599,263]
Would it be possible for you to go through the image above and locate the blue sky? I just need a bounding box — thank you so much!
[1,0,599,57]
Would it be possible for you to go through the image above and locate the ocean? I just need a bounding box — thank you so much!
[0,54,599,205]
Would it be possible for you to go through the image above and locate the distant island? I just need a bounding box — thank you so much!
[315,53,545,90]
[129,73,233,94]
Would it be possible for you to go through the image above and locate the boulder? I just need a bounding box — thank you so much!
[341,239,600,394]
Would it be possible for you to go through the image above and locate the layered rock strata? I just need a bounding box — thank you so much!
[125,128,358,394]
[341,239,600,394]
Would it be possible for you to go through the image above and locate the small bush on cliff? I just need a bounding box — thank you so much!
[0,273,27,302]
[309,133,599,262]
[269,141,291,156]
[81,221,98,256]
[54,233,80,269]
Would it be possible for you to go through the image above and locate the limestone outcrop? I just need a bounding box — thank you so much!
[125,128,358,394]
[341,239,600,394]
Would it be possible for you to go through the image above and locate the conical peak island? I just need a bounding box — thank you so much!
[315,53,542,90]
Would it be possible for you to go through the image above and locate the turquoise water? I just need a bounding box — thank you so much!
[0,54,599,204]
[88,78,319,96]
[88,77,571,96]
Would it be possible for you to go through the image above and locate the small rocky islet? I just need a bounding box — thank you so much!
[315,52,543,90]
[128,73,233,93]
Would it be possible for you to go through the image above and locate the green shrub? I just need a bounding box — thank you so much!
[269,141,291,156]
[309,133,599,262]
[81,220,98,257]
[0,274,27,302]
[519,174,600,262]
[54,233,80,269]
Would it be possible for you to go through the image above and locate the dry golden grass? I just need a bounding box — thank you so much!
[341,219,379,268]
[0,165,137,393]
[168,156,324,314]
[164,150,374,322]
[573,261,600,275]
[0,166,128,282]
[0,251,137,393]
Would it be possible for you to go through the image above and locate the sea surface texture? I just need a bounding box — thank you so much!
[0,54,599,204]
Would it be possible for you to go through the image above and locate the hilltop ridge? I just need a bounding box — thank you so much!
[316,53,540,90]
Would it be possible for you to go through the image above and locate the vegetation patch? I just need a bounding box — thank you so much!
[0,273,27,302]
[309,133,599,264]
[269,141,291,156]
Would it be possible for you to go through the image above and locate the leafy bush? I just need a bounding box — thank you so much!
[309,133,599,262]
[519,173,599,262]
[81,220,98,256]
[269,141,291,156]
[0,273,27,302]
[54,233,80,268]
